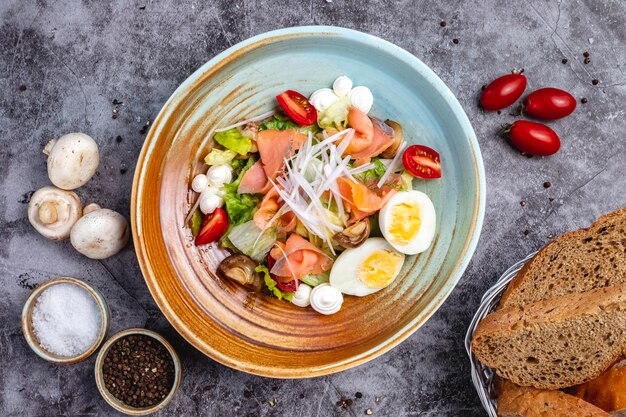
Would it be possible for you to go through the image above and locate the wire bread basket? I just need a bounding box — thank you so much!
[464,251,538,417]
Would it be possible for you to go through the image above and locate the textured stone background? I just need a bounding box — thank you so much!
[1,0,625,416]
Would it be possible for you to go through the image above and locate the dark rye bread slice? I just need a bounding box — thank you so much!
[472,284,626,390]
[497,383,611,417]
[499,207,626,309]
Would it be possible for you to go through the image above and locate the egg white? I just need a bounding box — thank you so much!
[330,238,405,297]
[379,190,436,255]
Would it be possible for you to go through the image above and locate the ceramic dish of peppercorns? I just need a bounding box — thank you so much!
[94,329,181,416]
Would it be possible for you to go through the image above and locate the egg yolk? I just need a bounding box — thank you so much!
[389,202,421,244]
[357,249,404,288]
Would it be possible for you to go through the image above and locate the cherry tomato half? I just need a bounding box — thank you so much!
[501,120,560,156]
[480,72,527,111]
[523,88,576,120]
[402,145,442,179]
[195,208,229,245]
[276,90,318,125]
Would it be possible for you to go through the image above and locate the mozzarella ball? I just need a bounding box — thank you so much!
[191,174,209,193]
[200,193,224,214]
[207,165,232,186]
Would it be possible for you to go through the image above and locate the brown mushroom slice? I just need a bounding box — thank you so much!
[217,254,262,291]
[379,120,403,159]
[333,220,371,248]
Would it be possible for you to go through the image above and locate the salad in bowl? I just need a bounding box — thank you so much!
[186,75,441,315]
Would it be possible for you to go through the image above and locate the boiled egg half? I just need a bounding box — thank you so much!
[379,190,436,255]
[330,238,405,296]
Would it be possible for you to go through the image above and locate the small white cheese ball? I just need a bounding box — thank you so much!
[349,86,374,113]
[191,174,209,193]
[207,165,232,186]
[309,88,338,112]
[204,185,226,198]
[332,76,353,97]
[310,283,343,315]
[200,193,224,214]
[291,283,313,308]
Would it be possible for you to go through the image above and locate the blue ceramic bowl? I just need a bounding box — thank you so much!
[132,26,485,378]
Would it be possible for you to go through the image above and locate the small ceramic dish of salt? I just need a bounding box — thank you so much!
[22,277,110,364]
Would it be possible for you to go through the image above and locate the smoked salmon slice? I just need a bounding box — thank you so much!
[343,107,373,156]
[336,175,400,223]
[237,129,306,194]
[253,187,296,234]
[351,117,395,166]
[269,234,333,280]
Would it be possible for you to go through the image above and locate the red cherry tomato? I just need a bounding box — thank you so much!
[195,208,229,245]
[502,120,560,156]
[402,145,442,179]
[276,90,317,125]
[480,72,527,111]
[523,88,576,120]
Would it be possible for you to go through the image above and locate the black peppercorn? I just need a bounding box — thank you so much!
[581,97,588,104]
[561,58,568,64]
[102,334,175,408]
[452,38,459,44]
[583,51,590,58]
[543,181,551,188]
[592,79,599,85]
[440,21,447,27]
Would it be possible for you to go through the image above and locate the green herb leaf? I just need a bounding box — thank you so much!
[214,128,252,155]
[190,209,203,236]
[256,265,294,301]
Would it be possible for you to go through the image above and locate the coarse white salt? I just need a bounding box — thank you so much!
[31,283,102,357]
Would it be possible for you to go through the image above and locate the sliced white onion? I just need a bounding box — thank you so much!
[214,109,276,133]
[377,141,407,189]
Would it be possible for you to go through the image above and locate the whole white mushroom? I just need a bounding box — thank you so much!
[28,186,83,240]
[44,132,100,190]
[70,208,130,259]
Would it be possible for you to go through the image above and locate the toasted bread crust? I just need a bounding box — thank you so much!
[499,207,626,309]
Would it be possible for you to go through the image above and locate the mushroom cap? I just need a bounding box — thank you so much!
[70,208,130,259]
[28,186,83,240]
[45,132,100,190]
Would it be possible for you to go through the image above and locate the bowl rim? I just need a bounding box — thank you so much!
[94,328,182,415]
[21,276,110,364]
[131,25,486,378]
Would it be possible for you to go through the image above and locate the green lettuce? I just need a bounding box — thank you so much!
[204,148,236,166]
[301,272,330,287]
[259,113,298,131]
[317,96,350,130]
[256,264,294,301]
[214,128,252,155]
[190,209,203,236]
[222,157,261,225]
[355,157,386,184]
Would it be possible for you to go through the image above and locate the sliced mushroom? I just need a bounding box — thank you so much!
[28,186,83,240]
[217,254,262,291]
[44,132,100,190]
[380,120,403,159]
[70,208,129,259]
[333,220,371,248]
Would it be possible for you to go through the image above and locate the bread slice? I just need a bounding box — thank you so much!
[499,207,626,309]
[497,382,611,417]
[472,284,626,390]
[571,359,626,416]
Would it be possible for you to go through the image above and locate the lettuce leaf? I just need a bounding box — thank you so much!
[301,272,330,287]
[256,264,294,301]
[355,157,386,184]
[204,148,236,166]
[190,209,203,236]
[214,128,252,155]
[227,220,277,262]
[317,96,350,130]
[259,113,299,131]
[400,170,414,191]
[222,157,261,225]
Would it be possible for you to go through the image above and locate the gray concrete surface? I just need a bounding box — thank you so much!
[1,0,625,416]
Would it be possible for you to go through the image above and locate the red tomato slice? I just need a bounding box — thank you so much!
[276,90,317,125]
[195,208,229,245]
[402,145,442,179]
